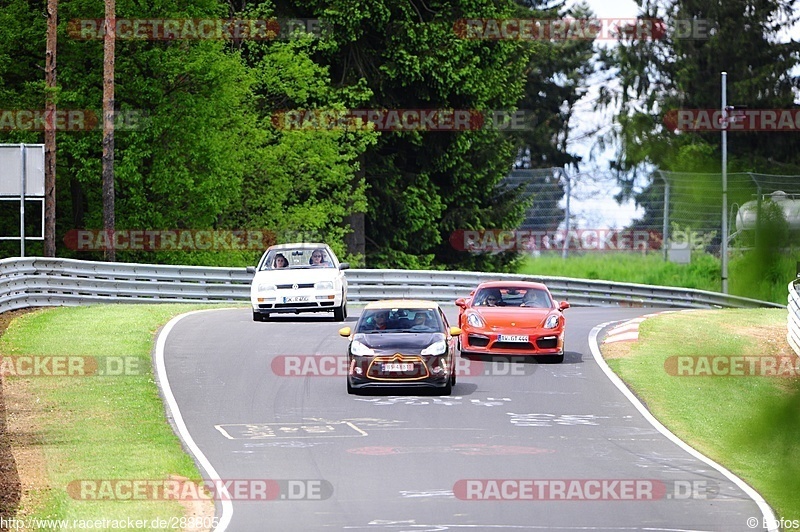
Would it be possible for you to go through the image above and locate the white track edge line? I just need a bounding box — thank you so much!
[589,320,778,532]
[155,308,236,531]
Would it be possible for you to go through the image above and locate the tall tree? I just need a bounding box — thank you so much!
[102,0,115,262]
[282,0,538,270]
[599,0,800,202]
[44,0,58,256]
[511,0,596,234]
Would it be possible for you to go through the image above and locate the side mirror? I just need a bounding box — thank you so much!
[455,298,467,308]
[338,327,352,337]
[339,262,350,270]
[246,266,256,274]
[449,326,462,336]
[559,301,570,311]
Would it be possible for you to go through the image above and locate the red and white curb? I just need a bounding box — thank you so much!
[602,311,679,344]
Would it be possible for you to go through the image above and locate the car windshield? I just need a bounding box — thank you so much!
[260,248,335,270]
[473,287,552,308]
[356,308,443,333]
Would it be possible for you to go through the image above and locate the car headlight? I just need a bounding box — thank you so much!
[421,340,447,356]
[350,340,375,357]
[257,284,276,292]
[466,313,484,328]
[544,315,559,329]
[315,281,334,290]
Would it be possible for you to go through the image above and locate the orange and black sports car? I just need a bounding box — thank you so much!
[455,281,569,363]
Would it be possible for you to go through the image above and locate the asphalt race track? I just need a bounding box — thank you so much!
[158,307,773,532]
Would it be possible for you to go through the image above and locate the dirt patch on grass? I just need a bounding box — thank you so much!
[0,309,37,526]
[600,339,636,360]
[720,323,795,358]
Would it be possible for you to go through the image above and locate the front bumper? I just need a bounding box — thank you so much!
[347,353,452,388]
[460,329,564,355]
[251,291,342,313]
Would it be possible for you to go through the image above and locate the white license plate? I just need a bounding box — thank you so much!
[383,363,415,372]
[283,296,309,303]
[498,334,529,342]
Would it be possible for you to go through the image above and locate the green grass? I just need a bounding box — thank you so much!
[518,250,798,304]
[603,309,800,522]
[0,304,238,525]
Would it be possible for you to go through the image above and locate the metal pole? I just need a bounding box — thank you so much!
[20,144,26,257]
[721,72,729,293]
[660,171,670,261]
[562,170,570,259]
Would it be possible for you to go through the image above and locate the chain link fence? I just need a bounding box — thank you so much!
[656,171,800,257]
[500,168,800,260]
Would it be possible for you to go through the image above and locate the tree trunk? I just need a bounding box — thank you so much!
[44,0,57,257]
[102,0,115,261]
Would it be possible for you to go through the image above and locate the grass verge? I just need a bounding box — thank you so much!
[518,251,797,305]
[601,309,799,523]
[0,304,239,529]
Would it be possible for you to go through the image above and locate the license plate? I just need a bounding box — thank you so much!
[498,334,529,342]
[283,296,309,303]
[383,363,415,372]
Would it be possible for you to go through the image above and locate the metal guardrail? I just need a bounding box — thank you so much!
[0,257,784,314]
[788,279,800,356]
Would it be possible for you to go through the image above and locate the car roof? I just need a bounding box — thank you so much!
[267,243,331,250]
[475,280,550,291]
[364,299,440,310]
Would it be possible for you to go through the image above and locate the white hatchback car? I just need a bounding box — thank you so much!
[247,243,349,321]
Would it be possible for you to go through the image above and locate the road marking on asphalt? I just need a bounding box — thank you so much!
[507,413,610,427]
[215,421,367,439]
[602,311,680,343]
[155,308,241,532]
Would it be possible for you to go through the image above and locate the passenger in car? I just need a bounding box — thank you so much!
[521,289,548,308]
[274,253,288,268]
[372,311,389,330]
[481,289,504,306]
[310,249,332,267]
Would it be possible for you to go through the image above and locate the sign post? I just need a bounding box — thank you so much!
[0,144,46,257]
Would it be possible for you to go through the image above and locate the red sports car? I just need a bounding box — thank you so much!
[455,281,569,363]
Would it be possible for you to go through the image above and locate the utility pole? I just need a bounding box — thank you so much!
[44,0,57,257]
[102,0,116,261]
[721,72,729,294]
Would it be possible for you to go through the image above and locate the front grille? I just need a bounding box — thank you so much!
[536,337,558,349]
[468,335,490,347]
[367,356,429,380]
[320,301,335,307]
[276,283,314,289]
[493,341,533,350]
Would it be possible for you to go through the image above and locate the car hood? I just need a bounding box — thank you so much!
[471,307,555,329]
[252,268,339,284]
[353,332,445,351]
